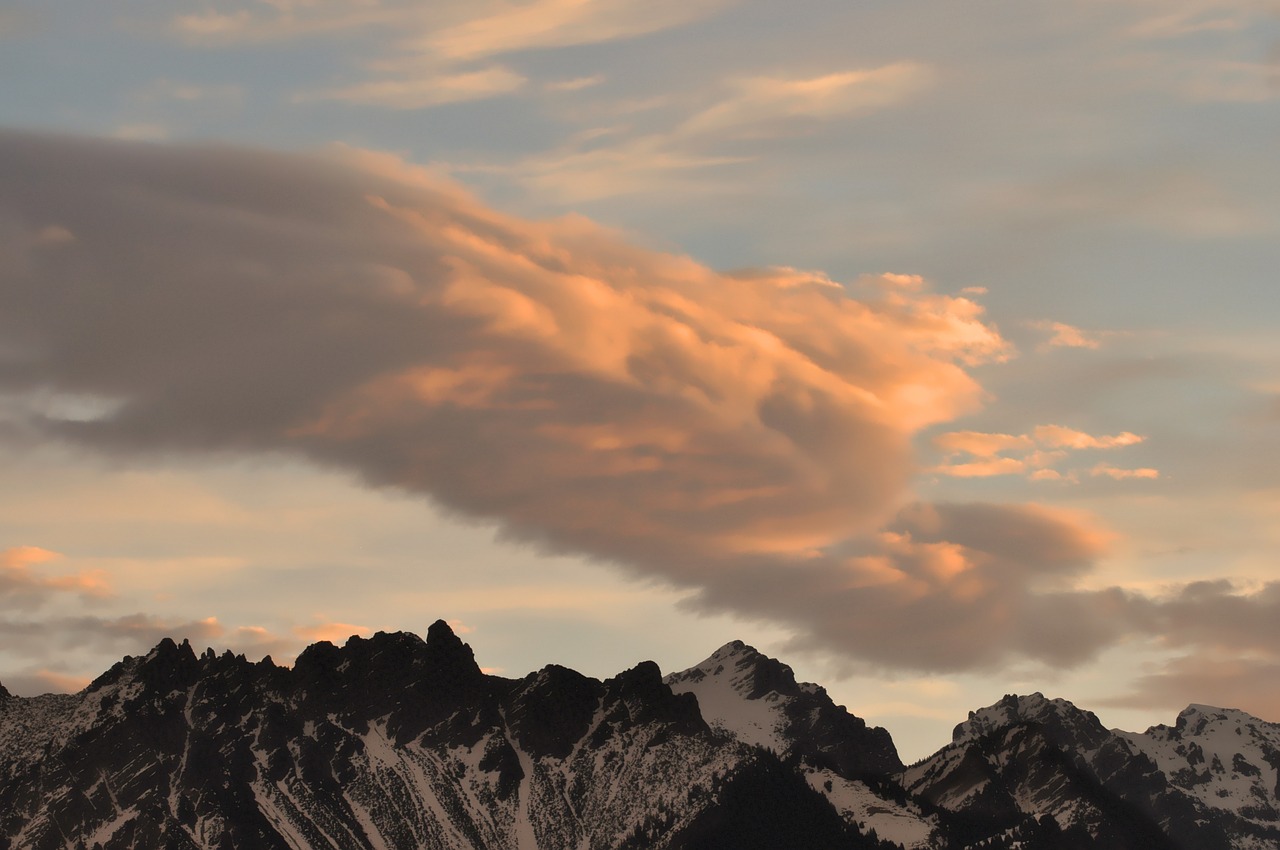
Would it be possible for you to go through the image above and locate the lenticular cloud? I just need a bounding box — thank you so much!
[0,130,1092,671]
[0,131,1007,563]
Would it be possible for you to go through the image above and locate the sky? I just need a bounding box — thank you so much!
[1,0,1279,762]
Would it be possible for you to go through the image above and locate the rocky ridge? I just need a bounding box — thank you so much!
[0,627,1275,850]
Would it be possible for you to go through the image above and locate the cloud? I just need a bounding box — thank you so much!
[297,66,527,109]
[1101,655,1280,720]
[1142,580,1280,655]
[171,2,435,44]
[0,546,297,692]
[682,501,1125,672]
[487,63,934,201]
[0,130,1249,678]
[1125,2,1254,39]
[133,79,244,104]
[0,546,111,604]
[931,424,1146,479]
[1093,580,1280,716]
[545,75,606,93]
[1091,464,1160,480]
[1032,425,1143,450]
[293,620,374,644]
[421,0,734,62]
[678,63,935,139]
[934,431,1035,458]
[0,131,1006,566]
[0,613,292,668]
[169,0,732,110]
[1029,320,1102,350]
[3,669,92,696]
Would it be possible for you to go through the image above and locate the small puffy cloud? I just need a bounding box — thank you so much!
[1091,464,1160,480]
[931,425,1144,479]
[934,431,1035,458]
[1032,425,1143,450]
[1029,320,1102,350]
[0,546,111,604]
[293,620,374,644]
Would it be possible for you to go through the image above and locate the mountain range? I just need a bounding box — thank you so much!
[2,621,1278,850]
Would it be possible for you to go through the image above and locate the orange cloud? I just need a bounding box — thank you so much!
[1029,320,1102,350]
[933,431,1034,458]
[29,669,91,694]
[686,501,1122,671]
[932,424,1146,479]
[0,546,112,601]
[293,621,374,644]
[1032,425,1143,450]
[1091,464,1160,480]
[0,131,1153,674]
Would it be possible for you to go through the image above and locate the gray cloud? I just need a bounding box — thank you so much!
[0,130,1004,567]
[682,501,1124,672]
[1,130,1273,682]
[1100,654,1280,720]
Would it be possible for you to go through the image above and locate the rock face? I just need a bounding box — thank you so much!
[0,628,1276,850]
[905,693,1280,850]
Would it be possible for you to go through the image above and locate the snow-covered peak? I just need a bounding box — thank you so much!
[665,642,902,775]
[1119,703,1280,839]
[953,692,1106,747]
[1176,703,1271,733]
[664,641,796,751]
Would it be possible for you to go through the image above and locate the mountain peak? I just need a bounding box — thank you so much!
[1177,703,1265,728]
[668,639,802,702]
[426,618,460,646]
[666,641,901,775]
[953,692,1106,747]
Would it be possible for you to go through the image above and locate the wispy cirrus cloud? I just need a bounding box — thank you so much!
[177,0,736,109]
[480,62,935,202]
[677,63,935,140]
[419,0,734,62]
[295,66,528,110]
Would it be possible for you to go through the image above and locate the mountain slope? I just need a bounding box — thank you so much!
[1,630,1277,850]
